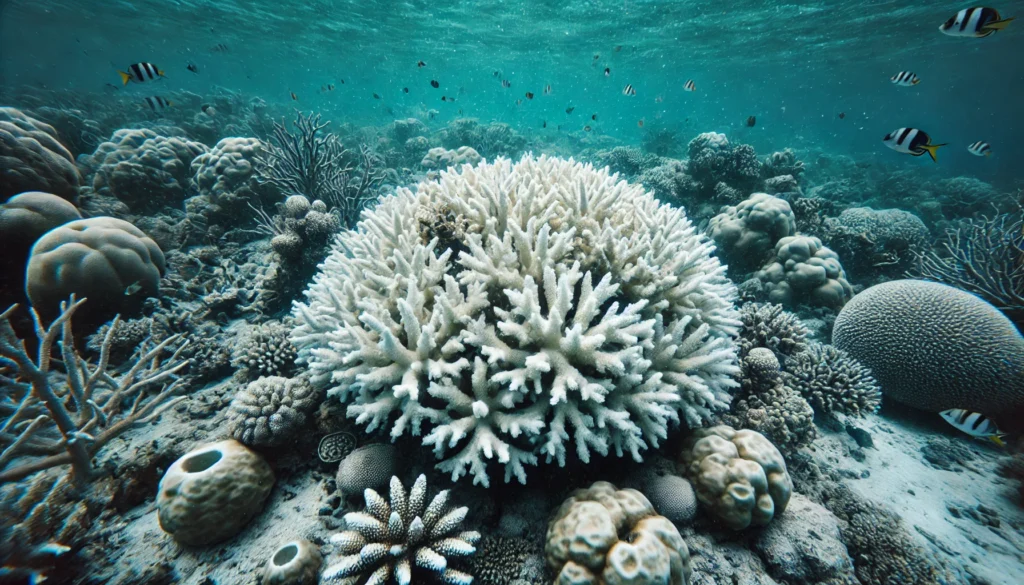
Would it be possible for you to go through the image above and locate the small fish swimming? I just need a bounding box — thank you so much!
[501,79,511,88]
[442,96,450,102]
[430,80,439,88]
[683,79,696,92]
[290,91,298,100]
[746,115,756,127]
[591,114,597,120]
[493,70,500,77]
[417,60,427,67]
[543,84,552,95]
[890,71,920,86]
[604,67,610,77]
[525,92,534,99]
[615,45,623,52]
[201,104,215,115]
[882,127,947,162]
[124,280,143,295]
[583,125,592,132]
[940,409,1006,446]
[638,119,644,127]
[967,140,992,156]
[144,96,173,112]
[939,7,1013,38]
[565,106,575,114]
[211,42,229,52]
[838,112,846,119]
[118,62,164,85]
[373,92,381,99]
[542,120,547,128]
[403,87,409,93]
[104,83,120,91]
[622,84,636,96]
[187,62,199,74]
[593,53,600,60]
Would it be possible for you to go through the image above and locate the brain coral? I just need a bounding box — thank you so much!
[755,235,853,309]
[0,107,80,203]
[822,207,930,282]
[26,217,166,319]
[833,280,1024,422]
[709,193,796,273]
[292,155,740,487]
[545,481,692,585]
[81,128,208,213]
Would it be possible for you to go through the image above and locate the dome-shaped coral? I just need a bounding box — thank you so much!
[709,193,796,273]
[755,235,853,309]
[833,280,1024,424]
[292,155,740,486]
[0,192,81,257]
[0,108,80,203]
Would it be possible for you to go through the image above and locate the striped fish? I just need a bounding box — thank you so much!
[501,79,511,88]
[119,62,164,85]
[939,7,1014,38]
[683,79,696,92]
[882,127,947,162]
[144,96,173,111]
[543,84,552,95]
[622,84,636,96]
[890,71,920,86]
[939,409,1006,446]
[967,141,992,157]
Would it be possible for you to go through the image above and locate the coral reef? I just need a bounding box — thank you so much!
[597,146,659,177]
[231,320,299,381]
[686,132,762,197]
[0,297,188,484]
[421,146,483,170]
[324,474,480,585]
[708,193,796,274]
[80,128,208,213]
[781,342,881,417]
[545,481,692,585]
[336,443,401,498]
[761,149,804,181]
[263,540,323,585]
[226,376,319,447]
[25,216,166,321]
[678,425,792,530]
[754,235,854,309]
[469,536,541,585]
[0,107,80,202]
[736,303,809,363]
[637,159,700,206]
[833,280,1024,426]
[439,118,528,159]
[822,207,931,283]
[157,439,275,546]
[188,136,278,240]
[292,155,740,486]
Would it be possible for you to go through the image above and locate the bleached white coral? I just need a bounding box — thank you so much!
[292,155,740,486]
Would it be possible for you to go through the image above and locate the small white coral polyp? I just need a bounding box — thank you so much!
[293,155,740,486]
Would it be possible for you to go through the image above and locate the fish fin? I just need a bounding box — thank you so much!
[985,151,992,157]
[118,71,132,85]
[158,69,166,76]
[990,435,1006,448]
[922,143,947,162]
[983,17,1014,32]
[911,79,920,85]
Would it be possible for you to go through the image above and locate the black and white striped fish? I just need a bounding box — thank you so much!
[940,409,1006,446]
[119,62,165,85]
[683,79,696,92]
[144,96,173,111]
[882,127,947,162]
[890,71,920,86]
[939,7,1014,38]
[622,84,636,96]
[543,84,552,95]
[501,79,511,88]
[967,141,992,156]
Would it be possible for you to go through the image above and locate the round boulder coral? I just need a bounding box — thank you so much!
[0,107,80,203]
[420,145,483,169]
[833,280,1024,423]
[189,137,276,233]
[709,193,796,273]
[545,481,692,585]
[226,376,319,447]
[0,192,81,259]
[157,439,275,546]
[679,425,792,530]
[335,443,400,497]
[755,235,853,309]
[26,217,166,319]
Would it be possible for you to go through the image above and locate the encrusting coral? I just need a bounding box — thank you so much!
[324,474,480,585]
[226,376,319,447]
[292,155,741,486]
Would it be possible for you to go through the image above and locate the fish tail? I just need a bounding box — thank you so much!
[990,435,1007,448]
[923,143,947,162]
[118,71,132,85]
[912,78,921,85]
[167,100,174,107]
[984,17,1014,32]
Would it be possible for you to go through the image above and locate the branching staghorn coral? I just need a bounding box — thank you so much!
[912,213,1024,327]
[0,297,189,484]
[292,155,740,487]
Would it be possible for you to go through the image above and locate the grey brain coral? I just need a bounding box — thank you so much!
[833,280,1024,423]
[292,155,741,486]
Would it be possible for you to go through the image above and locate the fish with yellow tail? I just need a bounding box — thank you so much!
[118,62,165,85]
[882,128,947,162]
[939,7,1013,38]
[940,409,1007,446]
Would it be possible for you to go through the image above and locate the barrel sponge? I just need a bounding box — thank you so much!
[0,107,80,203]
[545,481,693,585]
[832,280,1024,419]
[157,439,275,546]
[0,192,81,255]
[25,217,166,317]
[678,425,792,530]
[709,193,796,273]
[262,539,322,585]
[755,235,853,309]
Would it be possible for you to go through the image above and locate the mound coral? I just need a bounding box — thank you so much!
[678,425,792,530]
[226,376,319,447]
[781,343,881,417]
[325,474,480,585]
[755,235,853,309]
[292,155,741,486]
[709,193,796,274]
[189,137,277,237]
[336,443,401,497]
[0,192,81,290]
[598,146,659,177]
[833,280,1024,423]
[0,107,80,203]
[638,473,699,525]
[822,207,930,282]
[637,159,700,206]
[25,217,166,320]
[421,146,483,170]
[761,149,804,180]
[545,481,692,585]
[81,128,208,213]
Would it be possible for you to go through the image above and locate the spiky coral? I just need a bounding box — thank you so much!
[292,155,740,486]
[325,474,480,585]
[737,303,809,363]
